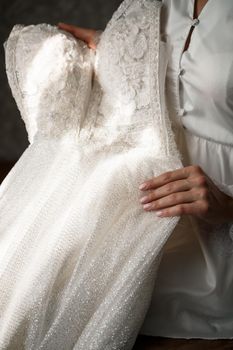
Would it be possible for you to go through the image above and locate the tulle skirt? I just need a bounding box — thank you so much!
[0,138,180,349]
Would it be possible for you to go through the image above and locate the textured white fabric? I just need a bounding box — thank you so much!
[140,0,233,339]
[0,0,182,348]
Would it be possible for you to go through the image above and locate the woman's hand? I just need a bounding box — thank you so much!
[57,22,99,50]
[139,165,233,223]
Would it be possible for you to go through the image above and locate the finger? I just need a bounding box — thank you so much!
[139,165,206,191]
[57,22,77,34]
[58,23,93,44]
[139,167,190,191]
[153,200,209,218]
[140,179,191,204]
[71,27,94,43]
[142,191,195,211]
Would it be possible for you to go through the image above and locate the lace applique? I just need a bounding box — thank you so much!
[5,24,94,143]
[4,0,181,160]
[91,0,180,158]
[96,2,152,120]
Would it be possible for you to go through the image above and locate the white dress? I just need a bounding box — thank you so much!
[140,0,233,339]
[0,0,182,349]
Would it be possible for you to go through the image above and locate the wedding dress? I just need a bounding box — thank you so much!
[0,0,182,348]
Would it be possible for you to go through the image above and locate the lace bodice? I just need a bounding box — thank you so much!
[4,0,180,158]
[4,24,94,143]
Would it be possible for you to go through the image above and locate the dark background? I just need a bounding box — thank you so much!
[0,0,122,162]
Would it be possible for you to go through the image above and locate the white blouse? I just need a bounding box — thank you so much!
[140,0,233,339]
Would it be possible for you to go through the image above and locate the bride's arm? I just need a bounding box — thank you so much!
[57,23,102,50]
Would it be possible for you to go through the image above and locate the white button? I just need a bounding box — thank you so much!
[177,108,186,117]
[191,18,200,26]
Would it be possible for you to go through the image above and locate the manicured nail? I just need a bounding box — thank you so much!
[155,211,163,217]
[143,203,152,209]
[140,196,148,204]
[139,183,147,190]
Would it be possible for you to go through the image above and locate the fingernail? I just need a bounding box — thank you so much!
[140,196,148,204]
[143,203,152,209]
[155,211,163,217]
[139,183,147,190]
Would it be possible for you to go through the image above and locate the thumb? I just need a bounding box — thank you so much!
[57,23,94,44]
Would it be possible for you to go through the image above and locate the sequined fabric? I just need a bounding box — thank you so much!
[0,0,181,348]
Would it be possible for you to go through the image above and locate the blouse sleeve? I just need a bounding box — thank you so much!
[181,128,233,198]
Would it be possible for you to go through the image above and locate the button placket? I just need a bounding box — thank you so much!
[176,12,201,122]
